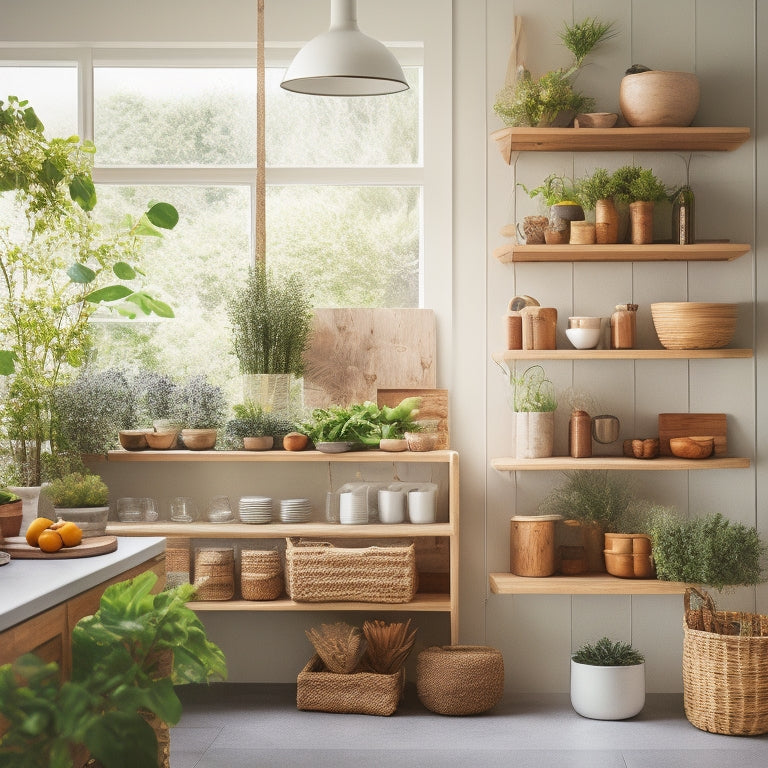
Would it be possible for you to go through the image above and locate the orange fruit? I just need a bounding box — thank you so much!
[25,517,55,547]
[37,529,64,553]
[57,521,83,548]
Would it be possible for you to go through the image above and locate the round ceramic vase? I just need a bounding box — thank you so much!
[570,659,645,720]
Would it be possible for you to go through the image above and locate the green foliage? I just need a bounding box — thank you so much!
[572,637,644,666]
[538,471,637,529]
[0,572,226,768]
[223,401,297,447]
[626,168,668,203]
[0,488,20,505]
[43,471,109,508]
[131,370,178,427]
[610,165,644,204]
[519,173,580,207]
[169,375,227,430]
[649,509,766,590]
[575,167,616,210]
[301,397,421,446]
[559,18,617,68]
[505,365,557,413]
[227,261,314,377]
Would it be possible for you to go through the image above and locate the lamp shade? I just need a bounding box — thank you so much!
[280,0,409,96]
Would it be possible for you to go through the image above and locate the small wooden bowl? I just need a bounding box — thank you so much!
[604,550,655,579]
[574,112,618,128]
[119,430,149,451]
[145,429,178,450]
[669,435,714,459]
[623,438,659,459]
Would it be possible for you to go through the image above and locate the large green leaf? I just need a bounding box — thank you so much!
[67,262,97,284]
[125,291,175,318]
[146,202,179,230]
[112,261,137,280]
[0,350,16,374]
[84,285,134,304]
[69,173,97,211]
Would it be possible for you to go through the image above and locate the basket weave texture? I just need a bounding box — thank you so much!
[240,549,284,601]
[683,588,768,735]
[416,645,504,716]
[296,654,405,716]
[285,538,417,603]
[165,537,191,588]
[194,547,235,601]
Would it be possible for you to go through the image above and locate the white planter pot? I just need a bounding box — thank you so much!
[514,411,554,458]
[570,659,645,720]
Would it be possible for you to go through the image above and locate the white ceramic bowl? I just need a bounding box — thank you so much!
[566,327,601,349]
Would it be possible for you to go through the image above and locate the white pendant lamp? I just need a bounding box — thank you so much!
[280,0,409,96]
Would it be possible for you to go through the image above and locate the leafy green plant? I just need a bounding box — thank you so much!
[519,173,580,208]
[0,571,226,768]
[227,261,314,376]
[300,397,421,446]
[169,375,227,430]
[609,165,642,204]
[558,18,617,68]
[0,488,20,505]
[43,471,109,508]
[572,637,644,666]
[505,365,557,413]
[626,168,668,203]
[576,167,616,211]
[223,401,297,447]
[538,471,638,528]
[649,509,766,590]
[0,96,178,486]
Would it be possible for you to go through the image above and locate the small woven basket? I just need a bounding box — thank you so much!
[240,548,284,601]
[165,537,191,588]
[193,547,235,601]
[296,654,405,716]
[285,538,417,603]
[683,588,768,735]
[416,645,504,716]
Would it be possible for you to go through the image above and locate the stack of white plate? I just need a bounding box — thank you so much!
[238,496,273,524]
[279,498,312,523]
[339,490,368,525]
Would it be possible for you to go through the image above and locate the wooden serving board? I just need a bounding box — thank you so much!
[377,388,449,449]
[658,413,727,456]
[0,535,118,559]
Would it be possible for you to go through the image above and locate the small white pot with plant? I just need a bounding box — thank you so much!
[570,637,645,720]
[502,365,557,458]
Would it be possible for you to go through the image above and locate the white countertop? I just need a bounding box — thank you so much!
[0,537,165,632]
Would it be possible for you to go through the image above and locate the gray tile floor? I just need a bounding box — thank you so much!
[171,684,768,767]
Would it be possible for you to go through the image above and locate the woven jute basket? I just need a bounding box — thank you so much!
[683,588,768,735]
[165,537,191,588]
[416,645,504,716]
[193,547,235,601]
[285,538,417,603]
[240,548,283,601]
[296,654,405,716]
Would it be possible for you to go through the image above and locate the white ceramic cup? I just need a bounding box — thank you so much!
[407,489,437,524]
[378,489,406,524]
[339,490,367,524]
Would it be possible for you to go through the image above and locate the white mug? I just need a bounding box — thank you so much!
[378,489,406,524]
[408,489,436,524]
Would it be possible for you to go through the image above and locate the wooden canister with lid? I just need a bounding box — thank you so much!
[510,515,562,577]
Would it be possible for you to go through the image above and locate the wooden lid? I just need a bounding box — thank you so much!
[510,515,563,522]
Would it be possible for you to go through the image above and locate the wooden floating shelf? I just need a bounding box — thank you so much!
[491,126,751,162]
[108,522,454,539]
[493,241,751,264]
[491,456,750,471]
[189,594,451,613]
[493,348,753,362]
[489,572,692,595]
[107,448,456,464]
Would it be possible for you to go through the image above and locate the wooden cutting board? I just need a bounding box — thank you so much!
[658,413,727,456]
[304,309,436,409]
[377,388,450,449]
[0,535,118,559]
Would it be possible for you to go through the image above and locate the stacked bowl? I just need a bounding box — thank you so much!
[238,496,273,524]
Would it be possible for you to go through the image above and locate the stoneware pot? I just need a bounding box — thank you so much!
[119,429,149,451]
[570,659,646,720]
[55,506,109,538]
[145,429,179,450]
[243,436,274,451]
[619,70,700,127]
[379,438,408,452]
[514,411,554,459]
[181,428,218,450]
[0,499,23,538]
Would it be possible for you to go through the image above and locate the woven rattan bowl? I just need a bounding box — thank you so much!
[651,302,737,349]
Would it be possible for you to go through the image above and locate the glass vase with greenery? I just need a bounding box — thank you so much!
[0,96,178,487]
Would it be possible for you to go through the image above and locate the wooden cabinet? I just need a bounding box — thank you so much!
[106,449,460,643]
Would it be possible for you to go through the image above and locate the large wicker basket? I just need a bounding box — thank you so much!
[682,588,768,735]
[296,654,405,716]
[285,538,417,603]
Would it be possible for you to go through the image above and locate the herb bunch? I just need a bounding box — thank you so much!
[573,637,644,666]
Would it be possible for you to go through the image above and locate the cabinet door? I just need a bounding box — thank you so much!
[0,604,69,676]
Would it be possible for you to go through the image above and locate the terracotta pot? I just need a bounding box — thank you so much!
[595,198,619,244]
[629,200,654,244]
[0,499,23,538]
[282,432,309,451]
[243,436,274,451]
[181,428,218,450]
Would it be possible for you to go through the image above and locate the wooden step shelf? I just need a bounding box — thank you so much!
[493,241,751,264]
[489,572,692,595]
[491,126,750,162]
[493,348,753,362]
[189,594,451,613]
[491,456,750,471]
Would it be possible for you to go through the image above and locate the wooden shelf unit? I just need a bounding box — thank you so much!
[491,126,751,162]
[491,456,750,472]
[493,241,751,264]
[105,449,460,643]
[489,572,692,595]
[493,348,753,362]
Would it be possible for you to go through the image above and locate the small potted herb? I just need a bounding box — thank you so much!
[576,168,619,243]
[42,471,109,538]
[132,370,181,449]
[223,401,296,451]
[503,365,557,459]
[570,637,645,720]
[170,375,228,450]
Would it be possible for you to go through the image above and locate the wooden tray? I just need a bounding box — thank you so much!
[0,535,118,559]
[658,413,727,456]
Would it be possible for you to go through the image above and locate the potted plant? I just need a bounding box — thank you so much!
[518,174,584,244]
[223,401,296,451]
[227,261,314,412]
[503,365,557,459]
[0,571,226,768]
[648,508,765,590]
[570,637,646,720]
[493,17,616,127]
[617,167,668,244]
[42,471,110,538]
[130,370,180,449]
[0,488,22,539]
[169,375,228,450]
[576,167,619,243]
[0,96,178,495]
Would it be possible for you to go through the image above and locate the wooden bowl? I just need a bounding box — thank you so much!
[623,438,659,459]
[604,550,655,579]
[119,430,149,451]
[574,112,618,128]
[619,70,700,126]
[145,429,179,450]
[651,302,737,349]
[669,435,714,459]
